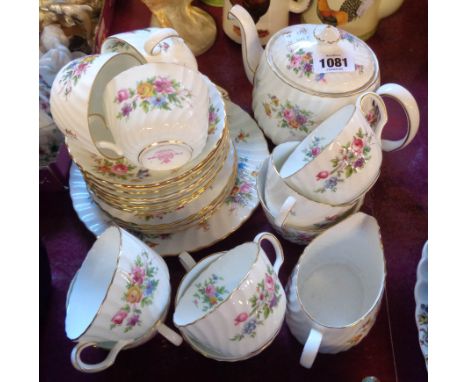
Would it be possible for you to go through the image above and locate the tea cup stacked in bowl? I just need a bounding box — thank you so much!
[258,91,419,245]
[50,28,236,236]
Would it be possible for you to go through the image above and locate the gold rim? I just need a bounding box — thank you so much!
[293,216,387,330]
[68,226,123,341]
[174,240,269,329]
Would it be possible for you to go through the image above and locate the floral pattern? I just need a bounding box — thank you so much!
[346,315,376,346]
[234,130,250,143]
[286,48,313,78]
[208,104,220,134]
[106,40,129,52]
[363,98,381,128]
[314,128,372,193]
[114,76,192,120]
[230,266,282,341]
[302,136,326,162]
[225,157,255,209]
[192,274,228,311]
[92,155,150,181]
[59,55,97,97]
[263,95,315,134]
[110,251,159,333]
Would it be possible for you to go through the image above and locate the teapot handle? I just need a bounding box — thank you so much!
[144,28,180,56]
[289,0,312,14]
[376,83,420,152]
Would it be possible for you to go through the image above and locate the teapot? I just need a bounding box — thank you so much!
[228,5,419,145]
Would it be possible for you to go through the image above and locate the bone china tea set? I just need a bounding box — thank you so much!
[50,7,420,373]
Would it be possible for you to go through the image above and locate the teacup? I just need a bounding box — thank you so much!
[173,233,286,360]
[280,91,418,205]
[265,141,367,229]
[50,52,144,157]
[101,27,198,70]
[99,62,209,171]
[65,226,182,373]
[285,213,385,368]
[257,156,363,245]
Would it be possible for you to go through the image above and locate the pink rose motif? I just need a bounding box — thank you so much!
[239,183,251,193]
[290,55,301,67]
[111,310,128,325]
[111,163,129,175]
[283,108,295,122]
[154,78,174,94]
[316,171,329,180]
[132,266,145,285]
[259,293,265,301]
[352,137,364,153]
[265,274,275,292]
[205,284,215,297]
[234,312,249,326]
[311,147,321,157]
[117,89,130,103]
[74,62,88,76]
[148,149,179,164]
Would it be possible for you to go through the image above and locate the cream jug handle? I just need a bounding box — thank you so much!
[144,28,180,56]
[178,251,197,272]
[254,232,284,274]
[71,339,132,373]
[289,0,312,14]
[275,196,297,228]
[300,329,323,368]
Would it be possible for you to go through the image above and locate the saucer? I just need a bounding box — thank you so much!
[69,101,269,255]
[414,241,428,368]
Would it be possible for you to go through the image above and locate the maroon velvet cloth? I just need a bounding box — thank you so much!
[39,1,428,381]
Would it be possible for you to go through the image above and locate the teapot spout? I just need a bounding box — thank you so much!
[228,5,264,84]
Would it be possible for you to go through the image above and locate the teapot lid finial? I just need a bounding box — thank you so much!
[314,25,341,45]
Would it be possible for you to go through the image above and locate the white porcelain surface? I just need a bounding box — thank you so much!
[93,140,236,228]
[173,233,286,359]
[50,52,143,156]
[414,241,428,368]
[68,100,269,255]
[301,0,405,40]
[279,92,389,205]
[67,74,225,185]
[65,226,182,373]
[223,0,311,45]
[228,6,420,145]
[101,27,198,70]
[257,157,364,246]
[265,141,365,228]
[286,213,385,368]
[101,62,209,170]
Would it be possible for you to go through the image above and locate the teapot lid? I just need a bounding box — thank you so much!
[266,25,379,96]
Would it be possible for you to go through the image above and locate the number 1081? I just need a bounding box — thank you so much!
[319,57,348,68]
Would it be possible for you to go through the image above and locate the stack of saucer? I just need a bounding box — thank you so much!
[49,28,238,235]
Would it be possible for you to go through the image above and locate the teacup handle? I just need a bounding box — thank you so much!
[88,114,124,157]
[374,83,420,152]
[178,251,197,272]
[300,329,323,369]
[254,232,284,274]
[71,339,132,373]
[144,28,179,56]
[274,196,297,228]
[157,323,184,346]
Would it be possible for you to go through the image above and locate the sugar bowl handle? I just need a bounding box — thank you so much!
[71,339,132,373]
[254,232,284,274]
